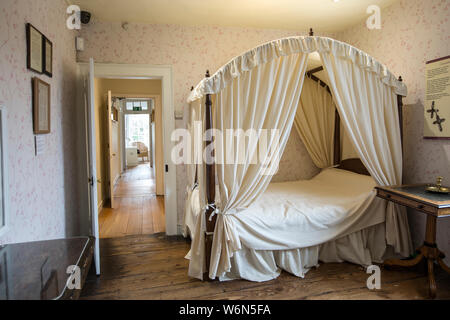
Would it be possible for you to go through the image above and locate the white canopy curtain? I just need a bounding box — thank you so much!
[318,50,413,256]
[189,53,309,280]
[183,98,203,237]
[187,97,208,278]
[294,76,336,168]
[187,36,411,280]
[210,53,308,280]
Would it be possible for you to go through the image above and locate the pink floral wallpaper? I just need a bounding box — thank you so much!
[77,22,327,227]
[2,0,446,266]
[337,0,450,263]
[0,0,79,245]
[271,132,320,183]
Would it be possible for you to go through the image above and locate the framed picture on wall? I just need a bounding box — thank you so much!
[43,37,53,77]
[26,23,44,74]
[32,77,51,134]
[424,55,450,139]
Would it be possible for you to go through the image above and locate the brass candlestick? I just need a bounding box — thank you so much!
[426,176,450,194]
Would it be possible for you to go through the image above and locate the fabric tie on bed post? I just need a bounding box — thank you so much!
[294,77,336,168]
[318,50,413,257]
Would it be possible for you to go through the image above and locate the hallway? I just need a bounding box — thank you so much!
[98,164,165,238]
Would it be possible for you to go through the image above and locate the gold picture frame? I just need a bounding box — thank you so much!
[32,78,51,134]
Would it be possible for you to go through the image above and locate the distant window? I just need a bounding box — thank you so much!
[125,100,153,112]
[125,114,150,148]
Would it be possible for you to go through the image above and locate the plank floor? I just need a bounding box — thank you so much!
[81,234,450,300]
[99,164,165,238]
[114,162,156,197]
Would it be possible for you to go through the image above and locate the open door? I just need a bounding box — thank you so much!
[85,58,101,275]
[106,91,117,209]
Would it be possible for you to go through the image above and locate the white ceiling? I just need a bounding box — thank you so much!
[71,0,399,32]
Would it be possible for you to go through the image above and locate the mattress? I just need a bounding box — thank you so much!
[231,168,387,251]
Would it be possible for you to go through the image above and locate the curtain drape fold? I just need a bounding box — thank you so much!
[188,53,309,279]
[294,77,336,168]
[319,51,413,256]
[211,53,309,279]
[183,99,203,237]
[187,100,208,278]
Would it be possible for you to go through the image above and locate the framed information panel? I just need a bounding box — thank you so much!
[424,56,450,139]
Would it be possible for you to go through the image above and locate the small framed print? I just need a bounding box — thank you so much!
[43,37,53,77]
[26,23,43,74]
[32,77,51,134]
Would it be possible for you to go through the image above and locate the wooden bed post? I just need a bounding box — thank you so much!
[334,110,341,165]
[397,76,404,148]
[204,70,217,280]
[397,76,404,184]
[190,86,199,186]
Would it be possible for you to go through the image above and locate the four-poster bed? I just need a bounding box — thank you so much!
[184,34,413,281]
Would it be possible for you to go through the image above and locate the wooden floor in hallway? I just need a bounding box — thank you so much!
[80,234,450,300]
[99,163,165,238]
[113,163,156,197]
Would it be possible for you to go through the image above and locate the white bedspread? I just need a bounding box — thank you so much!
[231,168,386,251]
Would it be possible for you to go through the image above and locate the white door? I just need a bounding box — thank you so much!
[85,58,101,275]
[106,91,117,209]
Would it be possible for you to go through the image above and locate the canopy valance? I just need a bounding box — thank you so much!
[188,36,407,103]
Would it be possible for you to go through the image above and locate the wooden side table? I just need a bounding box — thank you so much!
[376,185,450,298]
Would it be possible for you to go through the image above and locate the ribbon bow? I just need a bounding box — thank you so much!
[204,203,220,221]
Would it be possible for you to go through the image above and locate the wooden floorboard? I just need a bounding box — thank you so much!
[81,234,450,300]
[99,164,165,238]
[114,162,156,197]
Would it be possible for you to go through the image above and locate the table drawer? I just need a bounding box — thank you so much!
[377,189,438,215]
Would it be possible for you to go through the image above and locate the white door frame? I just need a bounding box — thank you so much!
[78,63,178,236]
[85,59,100,275]
[0,106,10,238]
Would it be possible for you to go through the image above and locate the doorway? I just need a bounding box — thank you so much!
[77,62,178,275]
[93,80,166,239]
[123,99,152,169]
